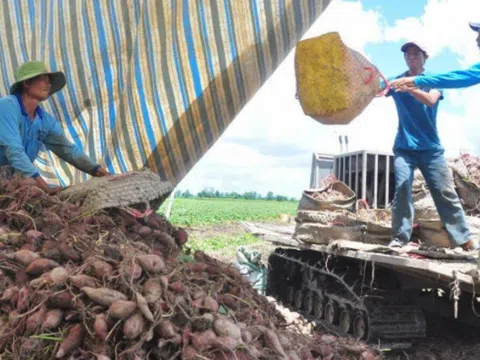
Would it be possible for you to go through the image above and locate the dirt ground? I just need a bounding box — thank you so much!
[189,222,480,360]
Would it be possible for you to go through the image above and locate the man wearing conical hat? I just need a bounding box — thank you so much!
[0,61,109,194]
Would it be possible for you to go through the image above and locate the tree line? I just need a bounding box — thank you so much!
[175,188,297,202]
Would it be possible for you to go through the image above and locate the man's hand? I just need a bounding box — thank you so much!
[34,176,63,196]
[390,76,417,91]
[93,166,110,177]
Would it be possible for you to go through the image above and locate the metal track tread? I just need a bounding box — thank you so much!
[267,249,426,349]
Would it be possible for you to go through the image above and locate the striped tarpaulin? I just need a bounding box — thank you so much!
[0,0,331,187]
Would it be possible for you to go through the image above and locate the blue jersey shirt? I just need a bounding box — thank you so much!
[0,95,99,178]
[386,71,444,152]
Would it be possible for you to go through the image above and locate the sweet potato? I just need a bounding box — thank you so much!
[10,249,40,266]
[94,313,109,341]
[25,230,44,244]
[108,300,137,320]
[183,346,198,360]
[152,230,178,252]
[203,296,219,313]
[155,320,176,339]
[123,312,145,340]
[49,291,76,309]
[241,330,252,344]
[173,227,188,245]
[20,243,36,252]
[137,225,153,238]
[26,258,60,276]
[123,260,142,281]
[263,328,288,359]
[212,336,240,352]
[213,318,241,340]
[168,281,186,294]
[41,240,58,251]
[50,267,69,286]
[15,270,29,285]
[26,305,47,333]
[191,329,217,351]
[55,323,86,358]
[69,275,97,288]
[143,278,162,304]
[185,262,209,272]
[82,287,127,307]
[0,286,18,303]
[41,309,64,330]
[136,254,165,274]
[16,286,29,312]
[135,292,154,322]
[90,260,114,279]
[58,243,82,262]
[219,294,238,310]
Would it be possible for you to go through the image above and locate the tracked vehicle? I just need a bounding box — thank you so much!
[263,150,480,349]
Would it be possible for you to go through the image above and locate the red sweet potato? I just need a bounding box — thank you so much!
[192,329,217,351]
[168,281,186,294]
[26,305,47,333]
[143,278,162,304]
[135,292,154,322]
[49,291,76,310]
[55,323,86,358]
[11,249,40,266]
[213,318,241,340]
[41,309,64,330]
[26,258,60,276]
[123,312,145,340]
[94,313,109,341]
[155,320,176,339]
[58,243,82,262]
[90,260,114,280]
[82,287,127,307]
[25,230,45,244]
[16,286,29,312]
[136,254,165,274]
[69,275,97,288]
[108,300,137,320]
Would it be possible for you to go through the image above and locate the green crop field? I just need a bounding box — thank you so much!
[158,198,298,227]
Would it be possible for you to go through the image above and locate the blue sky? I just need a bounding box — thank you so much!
[177,0,480,198]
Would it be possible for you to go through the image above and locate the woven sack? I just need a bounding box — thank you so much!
[295,209,359,226]
[450,155,480,212]
[294,32,389,125]
[293,222,363,245]
[298,181,355,212]
[354,199,391,235]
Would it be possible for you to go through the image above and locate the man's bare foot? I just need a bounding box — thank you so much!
[461,239,479,251]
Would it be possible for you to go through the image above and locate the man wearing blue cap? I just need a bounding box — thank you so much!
[0,61,110,195]
[391,22,480,90]
[385,40,478,251]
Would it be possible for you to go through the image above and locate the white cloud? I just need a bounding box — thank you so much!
[178,0,386,198]
[179,0,480,199]
[384,0,480,66]
[384,0,480,157]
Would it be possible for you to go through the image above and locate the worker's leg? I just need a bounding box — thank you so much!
[390,150,416,247]
[418,150,475,249]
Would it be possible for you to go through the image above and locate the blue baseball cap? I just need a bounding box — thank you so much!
[469,21,480,32]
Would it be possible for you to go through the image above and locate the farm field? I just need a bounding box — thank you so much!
[158,197,296,259]
[159,197,298,227]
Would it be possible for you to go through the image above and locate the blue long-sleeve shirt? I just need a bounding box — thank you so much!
[0,95,99,178]
[414,62,480,89]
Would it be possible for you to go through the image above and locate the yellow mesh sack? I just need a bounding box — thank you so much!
[295,32,388,125]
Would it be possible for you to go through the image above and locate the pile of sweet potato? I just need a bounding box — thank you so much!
[0,177,378,359]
